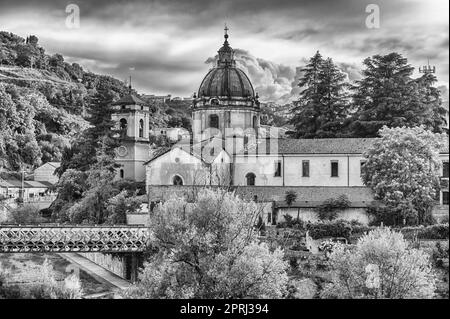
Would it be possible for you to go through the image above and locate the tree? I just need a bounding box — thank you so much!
[414,73,448,134]
[321,227,436,299]
[316,194,350,221]
[106,190,142,224]
[349,53,443,137]
[361,126,446,225]
[58,88,120,175]
[290,52,350,138]
[123,188,288,299]
[285,190,299,220]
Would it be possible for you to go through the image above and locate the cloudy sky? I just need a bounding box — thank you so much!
[1,0,448,103]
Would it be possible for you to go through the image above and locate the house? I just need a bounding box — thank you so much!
[33,162,60,184]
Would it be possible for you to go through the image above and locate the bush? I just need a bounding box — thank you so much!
[307,220,352,240]
[432,242,449,269]
[286,278,318,299]
[316,195,350,221]
[9,205,45,224]
[400,224,449,240]
[321,228,436,299]
[278,215,304,230]
[0,259,83,299]
[367,204,401,226]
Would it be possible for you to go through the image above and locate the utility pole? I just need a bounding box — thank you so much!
[20,166,25,203]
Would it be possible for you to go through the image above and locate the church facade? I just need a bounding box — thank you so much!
[113,30,450,225]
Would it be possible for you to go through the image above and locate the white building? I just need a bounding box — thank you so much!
[117,29,450,224]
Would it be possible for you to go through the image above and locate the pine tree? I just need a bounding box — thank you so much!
[349,52,439,137]
[415,72,448,134]
[290,52,349,138]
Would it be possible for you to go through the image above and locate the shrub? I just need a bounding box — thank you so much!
[367,203,401,226]
[286,278,317,299]
[400,224,449,240]
[307,220,352,240]
[284,191,297,207]
[9,205,45,224]
[316,195,350,221]
[432,242,449,269]
[278,215,304,230]
[321,228,436,299]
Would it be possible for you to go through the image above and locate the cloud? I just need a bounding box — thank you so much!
[0,0,447,100]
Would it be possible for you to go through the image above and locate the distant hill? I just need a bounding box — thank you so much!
[0,31,171,172]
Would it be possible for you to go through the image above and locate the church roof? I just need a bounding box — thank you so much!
[240,136,449,155]
[111,94,146,106]
[238,138,378,155]
[198,67,254,98]
[276,138,378,154]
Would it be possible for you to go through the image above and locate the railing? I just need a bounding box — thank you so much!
[0,225,149,253]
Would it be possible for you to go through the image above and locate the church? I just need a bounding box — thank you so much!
[111,29,450,225]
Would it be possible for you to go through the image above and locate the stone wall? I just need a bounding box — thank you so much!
[279,207,370,225]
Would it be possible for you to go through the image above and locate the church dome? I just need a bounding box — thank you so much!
[197,27,255,99]
[198,67,254,98]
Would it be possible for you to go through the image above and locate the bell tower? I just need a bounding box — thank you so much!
[111,80,150,182]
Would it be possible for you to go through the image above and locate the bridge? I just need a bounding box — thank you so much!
[0,225,149,253]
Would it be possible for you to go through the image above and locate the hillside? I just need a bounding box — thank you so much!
[0,31,170,172]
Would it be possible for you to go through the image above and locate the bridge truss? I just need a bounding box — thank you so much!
[0,226,149,253]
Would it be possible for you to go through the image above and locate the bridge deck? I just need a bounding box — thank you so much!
[0,225,149,253]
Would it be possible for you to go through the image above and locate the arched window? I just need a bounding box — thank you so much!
[173,175,183,185]
[120,169,124,179]
[246,172,256,186]
[119,118,127,135]
[209,114,219,129]
[139,119,144,138]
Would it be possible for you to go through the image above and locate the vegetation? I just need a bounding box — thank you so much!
[6,205,45,224]
[288,51,448,138]
[349,53,447,137]
[321,228,436,299]
[306,220,352,240]
[361,126,446,225]
[290,51,349,138]
[0,259,82,299]
[400,224,449,240]
[124,188,288,299]
[316,195,350,221]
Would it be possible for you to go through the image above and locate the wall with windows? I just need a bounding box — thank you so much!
[233,154,367,187]
[192,108,260,142]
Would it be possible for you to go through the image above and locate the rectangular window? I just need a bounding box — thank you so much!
[360,160,366,176]
[443,192,449,205]
[274,160,282,177]
[331,161,339,177]
[443,161,449,178]
[302,160,310,177]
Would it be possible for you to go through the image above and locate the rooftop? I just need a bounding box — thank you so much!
[111,94,146,106]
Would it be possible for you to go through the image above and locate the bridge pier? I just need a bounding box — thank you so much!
[123,253,143,283]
